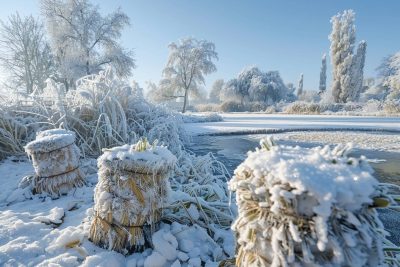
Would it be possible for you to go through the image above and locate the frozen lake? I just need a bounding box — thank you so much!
[185,113,400,136]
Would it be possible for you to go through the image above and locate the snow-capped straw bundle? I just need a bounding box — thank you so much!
[229,137,385,267]
[89,138,176,254]
[24,129,85,197]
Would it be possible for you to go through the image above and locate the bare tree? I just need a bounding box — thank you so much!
[0,13,55,94]
[162,37,218,113]
[41,0,135,89]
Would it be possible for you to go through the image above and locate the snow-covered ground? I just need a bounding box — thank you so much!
[184,113,400,136]
[0,156,233,266]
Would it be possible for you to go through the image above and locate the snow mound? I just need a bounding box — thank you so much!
[229,138,385,266]
[98,143,176,174]
[25,129,76,154]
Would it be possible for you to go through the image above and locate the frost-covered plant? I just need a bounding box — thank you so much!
[64,68,131,155]
[319,53,327,93]
[297,73,304,97]
[284,101,322,114]
[377,52,400,98]
[230,138,385,266]
[383,100,400,114]
[165,152,234,229]
[0,109,29,160]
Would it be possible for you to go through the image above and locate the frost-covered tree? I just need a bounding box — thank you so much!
[348,41,367,101]
[377,52,400,100]
[220,66,293,105]
[250,71,290,104]
[221,67,262,103]
[209,79,224,103]
[329,10,356,103]
[131,80,144,99]
[145,80,176,103]
[319,53,327,93]
[41,0,134,89]
[162,37,218,113]
[297,73,304,97]
[0,13,55,94]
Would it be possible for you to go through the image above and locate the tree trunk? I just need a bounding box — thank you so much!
[182,87,189,113]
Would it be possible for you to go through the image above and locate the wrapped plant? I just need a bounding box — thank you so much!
[229,137,385,267]
[24,129,85,197]
[89,138,176,254]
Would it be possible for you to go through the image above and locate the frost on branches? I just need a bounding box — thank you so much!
[378,51,400,100]
[24,129,85,197]
[329,10,367,103]
[89,138,176,255]
[229,138,385,267]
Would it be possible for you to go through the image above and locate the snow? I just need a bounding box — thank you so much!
[98,143,177,174]
[0,153,229,266]
[184,113,400,136]
[229,139,385,266]
[265,130,400,152]
[25,129,76,154]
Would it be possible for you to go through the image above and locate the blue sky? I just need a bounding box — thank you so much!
[1,0,400,92]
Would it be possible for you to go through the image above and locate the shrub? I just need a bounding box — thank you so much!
[284,101,322,114]
[383,100,400,114]
[220,101,245,112]
[194,103,220,112]
[248,101,267,112]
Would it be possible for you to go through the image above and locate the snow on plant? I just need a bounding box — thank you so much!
[89,138,176,254]
[378,52,400,99]
[229,137,385,267]
[24,128,85,197]
[0,108,30,160]
[62,68,132,155]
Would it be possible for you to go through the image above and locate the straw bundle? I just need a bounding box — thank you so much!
[229,138,384,267]
[89,138,176,255]
[24,129,85,197]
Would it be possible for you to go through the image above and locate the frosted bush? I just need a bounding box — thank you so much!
[229,138,385,266]
[284,101,322,114]
[0,109,31,160]
[383,100,400,114]
[362,99,383,113]
[194,103,220,112]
